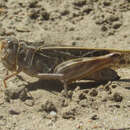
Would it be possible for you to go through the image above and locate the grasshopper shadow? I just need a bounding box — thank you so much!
[24,68,122,92]
[26,79,63,92]
[26,79,108,93]
[118,79,130,82]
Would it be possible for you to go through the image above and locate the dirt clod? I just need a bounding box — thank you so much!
[28,9,39,19]
[79,99,88,107]
[104,84,111,91]
[40,11,50,20]
[102,1,111,6]
[112,21,122,29]
[4,86,29,102]
[60,98,69,107]
[28,0,38,8]
[91,114,99,120]
[89,89,98,97]
[9,109,20,115]
[61,105,78,119]
[73,0,86,7]
[112,92,123,102]
[79,92,87,100]
[40,100,57,113]
[111,84,118,89]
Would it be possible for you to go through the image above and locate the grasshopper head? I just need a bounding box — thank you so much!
[0,37,19,71]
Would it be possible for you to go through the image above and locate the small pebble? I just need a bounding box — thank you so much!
[91,114,98,120]
[112,22,122,29]
[89,89,98,97]
[24,99,34,106]
[40,100,57,112]
[113,92,123,102]
[79,92,86,100]
[111,84,118,89]
[49,111,57,117]
[9,109,20,115]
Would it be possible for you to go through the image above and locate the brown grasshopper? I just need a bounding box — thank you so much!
[0,37,130,96]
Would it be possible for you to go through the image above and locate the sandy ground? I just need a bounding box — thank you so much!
[0,0,130,130]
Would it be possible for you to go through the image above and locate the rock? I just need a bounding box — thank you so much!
[76,121,83,129]
[60,98,69,107]
[24,99,34,106]
[40,11,50,20]
[74,86,80,92]
[82,5,93,14]
[68,90,73,98]
[112,92,123,102]
[0,28,6,36]
[61,90,73,98]
[91,114,99,120]
[79,92,87,100]
[28,9,39,19]
[49,111,57,117]
[89,89,98,97]
[72,90,87,103]
[109,104,120,108]
[60,9,70,16]
[28,0,39,8]
[102,1,111,6]
[9,109,20,115]
[4,85,28,102]
[61,106,77,119]
[101,25,108,31]
[104,84,111,91]
[0,115,6,126]
[109,15,119,22]
[79,99,88,107]
[16,26,30,32]
[112,21,122,29]
[73,0,86,7]
[40,100,57,113]
[111,84,118,89]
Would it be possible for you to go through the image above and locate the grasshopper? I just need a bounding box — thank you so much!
[0,37,130,96]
